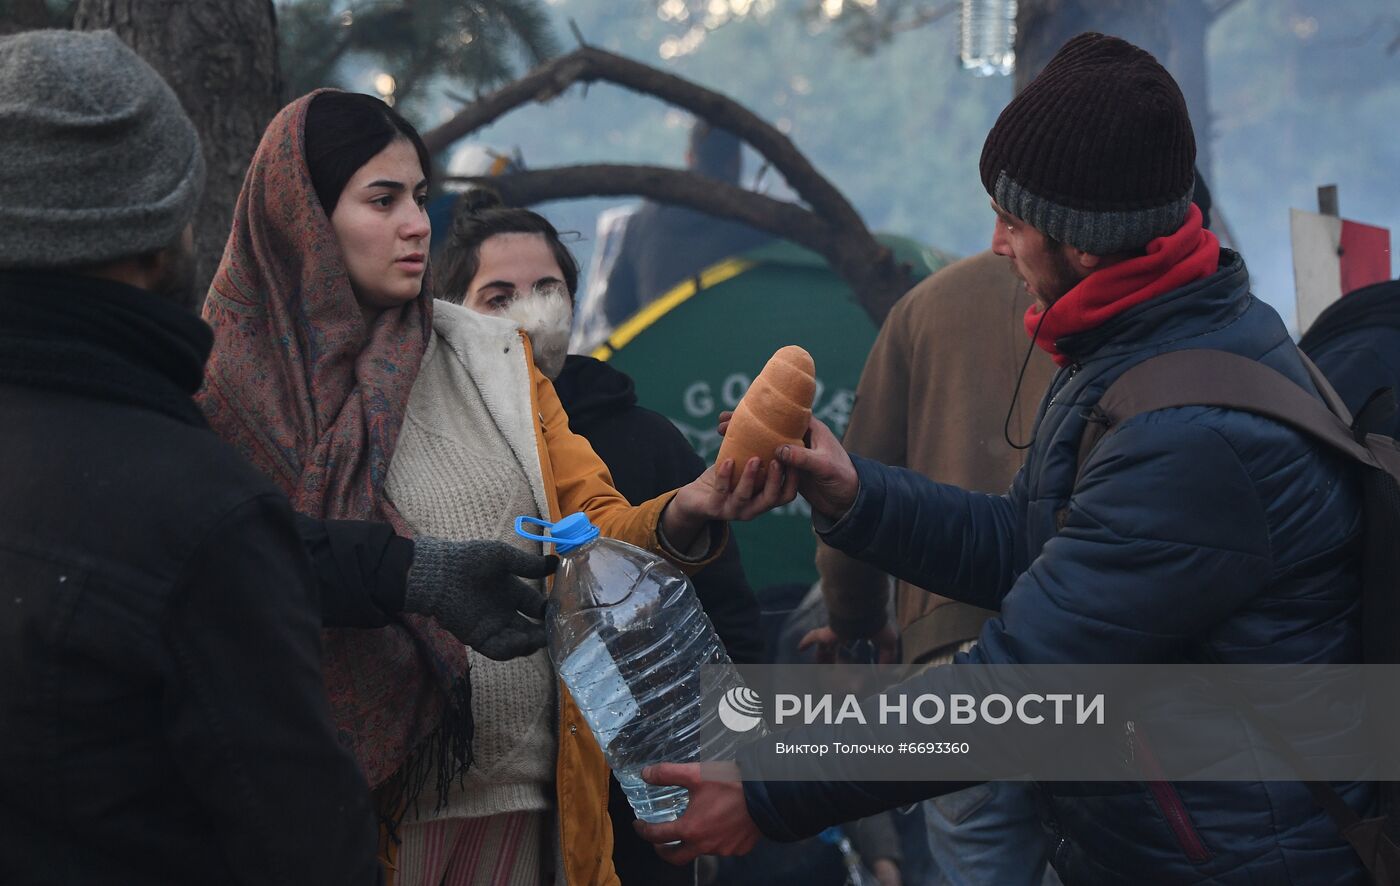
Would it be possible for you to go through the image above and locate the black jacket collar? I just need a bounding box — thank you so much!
[0,270,212,426]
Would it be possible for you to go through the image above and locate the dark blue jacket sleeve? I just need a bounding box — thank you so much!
[816,454,1025,610]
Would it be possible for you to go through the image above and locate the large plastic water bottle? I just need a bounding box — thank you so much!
[960,0,1016,77]
[515,513,761,824]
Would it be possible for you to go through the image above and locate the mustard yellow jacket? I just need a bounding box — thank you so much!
[529,328,724,885]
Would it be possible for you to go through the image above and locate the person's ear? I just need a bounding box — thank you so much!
[1070,246,1104,272]
[142,224,195,279]
[135,244,181,285]
[136,247,168,275]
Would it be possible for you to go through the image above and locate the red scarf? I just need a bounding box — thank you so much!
[198,92,468,795]
[1024,204,1221,366]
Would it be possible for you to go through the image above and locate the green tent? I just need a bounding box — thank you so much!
[595,236,950,594]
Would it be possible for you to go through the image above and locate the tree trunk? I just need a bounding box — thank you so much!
[0,0,62,34]
[1015,0,1215,182]
[74,0,282,308]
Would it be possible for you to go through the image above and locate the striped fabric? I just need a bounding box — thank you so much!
[396,812,548,886]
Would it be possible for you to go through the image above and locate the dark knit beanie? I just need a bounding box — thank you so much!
[980,32,1195,255]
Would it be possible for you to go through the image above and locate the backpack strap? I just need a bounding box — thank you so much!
[1296,348,1364,427]
[1075,348,1382,482]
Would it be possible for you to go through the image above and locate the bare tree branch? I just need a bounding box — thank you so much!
[420,46,870,242]
[421,51,592,153]
[449,165,836,249]
[451,164,913,324]
[422,47,914,323]
[568,17,587,48]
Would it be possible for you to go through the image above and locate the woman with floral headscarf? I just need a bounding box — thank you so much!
[199,91,794,885]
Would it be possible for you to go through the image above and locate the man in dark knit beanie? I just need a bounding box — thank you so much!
[636,33,1370,886]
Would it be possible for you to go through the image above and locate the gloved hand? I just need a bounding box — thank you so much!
[405,537,556,661]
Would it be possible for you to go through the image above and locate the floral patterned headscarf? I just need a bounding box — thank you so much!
[198,91,469,799]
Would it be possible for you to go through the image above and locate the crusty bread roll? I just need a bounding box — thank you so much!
[716,345,816,476]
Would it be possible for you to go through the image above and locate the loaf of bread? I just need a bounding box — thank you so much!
[716,345,816,476]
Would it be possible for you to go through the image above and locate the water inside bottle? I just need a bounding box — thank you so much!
[614,766,690,823]
[555,564,746,824]
[519,516,761,827]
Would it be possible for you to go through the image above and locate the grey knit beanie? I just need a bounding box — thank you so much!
[0,30,205,268]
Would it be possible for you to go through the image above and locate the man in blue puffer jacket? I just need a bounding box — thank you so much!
[635,33,1371,885]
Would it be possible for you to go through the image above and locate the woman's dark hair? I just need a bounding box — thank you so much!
[303,91,433,214]
[435,189,580,302]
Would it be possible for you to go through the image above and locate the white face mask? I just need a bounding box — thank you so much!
[501,281,573,380]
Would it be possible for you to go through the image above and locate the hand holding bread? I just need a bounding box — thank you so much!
[715,345,816,476]
[659,346,816,548]
[709,344,858,521]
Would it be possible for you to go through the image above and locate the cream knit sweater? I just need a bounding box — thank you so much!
[387,301,559,823]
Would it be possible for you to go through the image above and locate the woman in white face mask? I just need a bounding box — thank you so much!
[442,193,576,379]
[445,190,770,886]
[385,188,793,885]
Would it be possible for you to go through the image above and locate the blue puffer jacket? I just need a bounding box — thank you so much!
[742,250,1372,884]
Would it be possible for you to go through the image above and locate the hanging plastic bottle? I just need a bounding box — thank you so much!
[515,513,762,824]
[960,0,1017,77]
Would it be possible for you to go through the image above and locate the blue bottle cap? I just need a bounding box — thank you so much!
[514,512,601,554]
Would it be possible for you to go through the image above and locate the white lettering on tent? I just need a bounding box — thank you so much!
[683,381,714,417]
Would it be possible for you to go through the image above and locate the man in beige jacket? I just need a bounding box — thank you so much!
[807,249,1057,885]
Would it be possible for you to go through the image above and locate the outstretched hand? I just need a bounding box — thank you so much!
[716,413,859,522]
[632,762,761,865]
[673,453,799,522]
[663,431,801,549]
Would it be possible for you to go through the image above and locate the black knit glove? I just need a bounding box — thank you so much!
[405,538,555,661]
